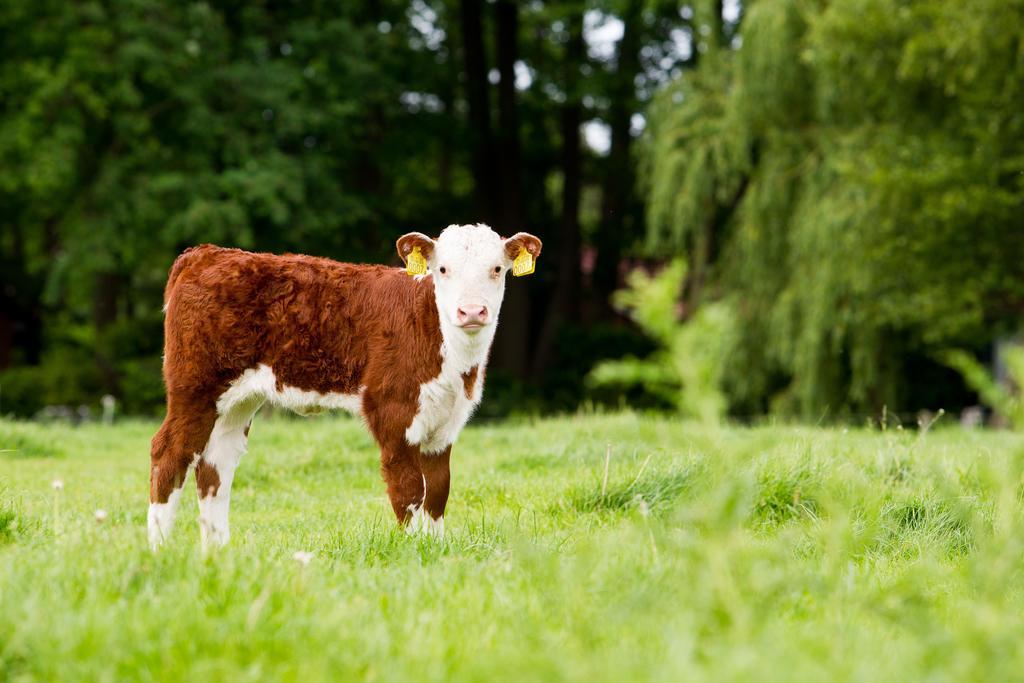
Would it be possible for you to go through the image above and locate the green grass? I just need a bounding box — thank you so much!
[1,413,1024,681]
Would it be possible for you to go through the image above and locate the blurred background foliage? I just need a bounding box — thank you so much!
[644,0,1024,421]
[0,0,1021,423]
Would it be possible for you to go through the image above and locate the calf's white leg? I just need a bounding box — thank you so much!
[148,478,189,548]
[196,409,256,550]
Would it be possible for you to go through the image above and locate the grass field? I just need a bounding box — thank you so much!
[2,413,1024,681]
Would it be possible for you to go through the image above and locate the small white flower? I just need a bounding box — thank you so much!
[292,551,314,566]
[94,509,108,523]
[51,479,64,491]
[636,496,650,518]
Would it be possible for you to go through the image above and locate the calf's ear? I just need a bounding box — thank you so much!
[503,232,543,263]
[396,232,436,265]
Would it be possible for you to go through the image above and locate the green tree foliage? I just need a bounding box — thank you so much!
[0,0,471,414]
[0,0,697,416]
[644,0,1024,418]
[2,0,457,266]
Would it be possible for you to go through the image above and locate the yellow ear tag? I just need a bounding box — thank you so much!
[406,246,427,276]
[512,247,534,277]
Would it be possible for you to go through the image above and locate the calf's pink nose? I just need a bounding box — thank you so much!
[457,305,488,326]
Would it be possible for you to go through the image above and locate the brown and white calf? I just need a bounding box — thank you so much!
[148,224,541,549]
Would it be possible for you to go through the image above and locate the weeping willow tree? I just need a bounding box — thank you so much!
[643,0,1024,418]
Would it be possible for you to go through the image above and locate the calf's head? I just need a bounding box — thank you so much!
[397,224,542,335]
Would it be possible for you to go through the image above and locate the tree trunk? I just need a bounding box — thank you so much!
[0,224,23,369]
[713,0,726,49]
[593,0,642,317]
[490,0,530,379]
[92,270,124,395]
[494,0,523,229]
[92,271,122,331]
[438,75,455,196]
[531,9,584,378]
[459,0,497,223]
[0,312,12,370]
[354,3,386,250]
[686,168,750,310]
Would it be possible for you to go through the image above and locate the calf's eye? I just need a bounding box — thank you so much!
[493,266,501,275]
[439,266,447,275]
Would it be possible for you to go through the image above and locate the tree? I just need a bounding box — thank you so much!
[644,0,1024,417]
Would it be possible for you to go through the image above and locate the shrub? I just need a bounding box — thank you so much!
[939,346,1024,429]
[587,259,736,423]
[0,351,104,417]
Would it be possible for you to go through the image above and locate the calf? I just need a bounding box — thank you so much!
[148,224,541,549]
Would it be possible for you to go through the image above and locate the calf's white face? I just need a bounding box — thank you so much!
[397,224,542,335]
